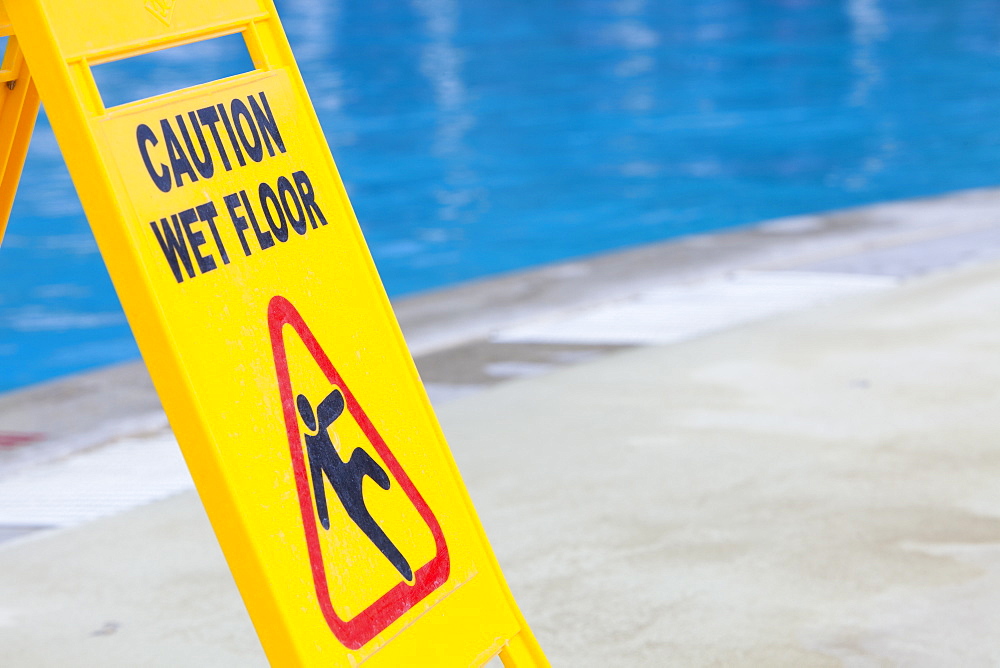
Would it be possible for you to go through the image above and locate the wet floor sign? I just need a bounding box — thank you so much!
[1,1,547,665]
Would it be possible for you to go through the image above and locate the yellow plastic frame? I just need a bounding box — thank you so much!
[1,1,547,665]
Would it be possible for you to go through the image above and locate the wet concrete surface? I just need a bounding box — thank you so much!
[5,248,1000,665]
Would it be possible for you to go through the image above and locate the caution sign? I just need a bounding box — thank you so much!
[5,0,546,665]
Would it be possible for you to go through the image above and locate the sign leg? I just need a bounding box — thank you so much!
[0,32,40,246]
[499,630,550,667]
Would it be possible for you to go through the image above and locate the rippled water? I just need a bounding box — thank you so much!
[4,0,1000,390]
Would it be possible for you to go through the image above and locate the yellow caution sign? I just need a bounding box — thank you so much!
[4,0,546,665]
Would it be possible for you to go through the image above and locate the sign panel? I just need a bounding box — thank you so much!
[6,0,546,665]
[97,52,517,668]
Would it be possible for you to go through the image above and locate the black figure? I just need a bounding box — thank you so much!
[297,389,413,581]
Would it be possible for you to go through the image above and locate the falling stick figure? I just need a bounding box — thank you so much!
[297,388,413,581]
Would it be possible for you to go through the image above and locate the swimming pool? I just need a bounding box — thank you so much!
[4,0,1000,391]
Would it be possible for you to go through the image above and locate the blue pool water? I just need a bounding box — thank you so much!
[4,0,1000,391]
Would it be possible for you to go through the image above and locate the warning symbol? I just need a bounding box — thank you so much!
[268,295,450,650]
[296,388,413,581]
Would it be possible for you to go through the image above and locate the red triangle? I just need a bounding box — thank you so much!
[268,295,450,650]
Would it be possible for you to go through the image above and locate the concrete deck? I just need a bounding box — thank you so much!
[455,259,1000,665]
[5,189,1000,664]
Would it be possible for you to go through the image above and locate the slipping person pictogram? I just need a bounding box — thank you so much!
[297,388,413,581]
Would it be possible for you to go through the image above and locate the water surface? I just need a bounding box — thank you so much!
[3,0,1000,390]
